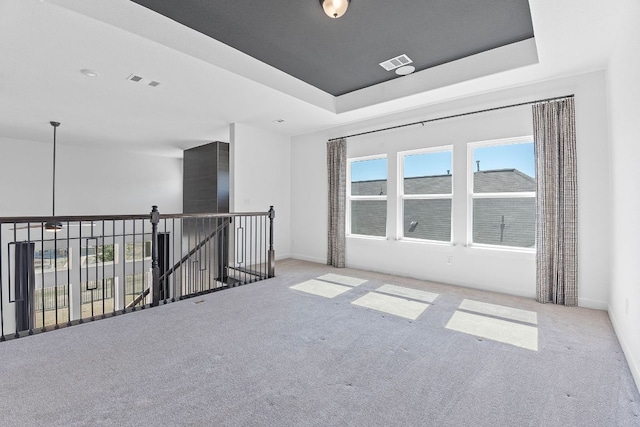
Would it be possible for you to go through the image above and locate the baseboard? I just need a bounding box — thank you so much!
[275,252,291,261]
[290,254,326,264]
[578,297,608,310]
[608,305,640,394]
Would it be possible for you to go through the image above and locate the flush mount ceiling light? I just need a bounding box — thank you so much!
[80,69,98,78]
[320,0,350,18]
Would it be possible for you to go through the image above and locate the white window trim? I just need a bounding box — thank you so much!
[398,146,454,244]
[467,135,535,252]
[347,154,387,239]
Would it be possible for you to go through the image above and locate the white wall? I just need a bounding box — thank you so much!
[606,0,640,391]
[230,123,291,258]
[291,71,610,309]
[0,137,182,216]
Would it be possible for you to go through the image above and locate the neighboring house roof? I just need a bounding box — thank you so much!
[351,169,535,196]
[350,169,535,247]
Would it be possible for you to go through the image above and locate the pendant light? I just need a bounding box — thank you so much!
[320,0,350,18]
[45,121,62,232]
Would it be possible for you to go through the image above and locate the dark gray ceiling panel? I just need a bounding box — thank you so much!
[131,0,534,96]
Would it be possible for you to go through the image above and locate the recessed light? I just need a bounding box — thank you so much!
[395,65,415,76]
[80,69,98,78]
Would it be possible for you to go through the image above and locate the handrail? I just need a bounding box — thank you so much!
[0,205,275,339]
[0,211,268,224]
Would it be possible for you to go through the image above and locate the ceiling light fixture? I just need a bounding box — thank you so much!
[80,69,98,78]
[46,121,63,232]
[320,0,350,18]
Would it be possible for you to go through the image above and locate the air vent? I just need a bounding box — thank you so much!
[126,74,161,87]
[379,54,413,72]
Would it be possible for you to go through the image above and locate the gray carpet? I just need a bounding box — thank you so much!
[0,259,638,426]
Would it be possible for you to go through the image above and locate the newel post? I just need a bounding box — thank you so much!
[268,206,275,278]
[150,205,160,307]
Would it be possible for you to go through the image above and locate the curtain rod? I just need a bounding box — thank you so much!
[328,94,574,142]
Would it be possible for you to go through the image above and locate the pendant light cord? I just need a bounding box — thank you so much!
[50,121,60,217]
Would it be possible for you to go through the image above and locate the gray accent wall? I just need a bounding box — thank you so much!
[183,142,229,214]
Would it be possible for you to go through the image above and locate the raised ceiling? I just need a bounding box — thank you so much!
[131,0,534,96]
[0,0,624,156]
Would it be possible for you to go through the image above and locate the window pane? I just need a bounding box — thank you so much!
[351,200,386,237]
[473,198,535,247]
[403,199,451,241]
[404,151,452,194]
[34,247,69,271]
[473,143,535,193]
[351,158,387,196]
[82,244,116,265]
[125,242,151,261]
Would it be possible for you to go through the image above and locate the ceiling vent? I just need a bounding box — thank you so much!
[379,54,413,72]
[126,74,161,87]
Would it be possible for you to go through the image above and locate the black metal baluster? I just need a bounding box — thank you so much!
[180,218,184,300]
[141,218,146,309]
[131,220,136,311]
[121,219,127,314]
[172,218,176,302]
[66,222,71,326]
[101,220,106,318]
[78,221,83,324]
[208,216,212,292]
[90,225,96,321]
[0,225,4,341]
[243,216,247,285]
[38,226,43,333]
[268,206,275,278]
[260,214,264,279]
[53,224,59,329]
[112,220,116,316]
[150,206,159,307]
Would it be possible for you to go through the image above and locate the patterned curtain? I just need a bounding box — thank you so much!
[533,97,578,306]
[327,138,347,267]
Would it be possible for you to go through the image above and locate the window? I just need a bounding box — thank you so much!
[469,137,535,249]
[399,147,453,242]
[124,241,152,262]
[348,156,387,237]
[34,247,70,272]
[81,243,118,266]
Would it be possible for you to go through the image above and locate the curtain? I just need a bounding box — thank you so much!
[327,138,347,267]
[533,97,578,306]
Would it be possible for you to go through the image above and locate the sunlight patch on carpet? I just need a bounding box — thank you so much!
[351,292,429,320]
[376,284,439,303]
[446,311,538,351]
[290,280,352,298]
[459,299,537,324]
[317,273,367,287]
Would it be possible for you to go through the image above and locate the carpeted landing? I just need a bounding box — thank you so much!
[0,258,638,426]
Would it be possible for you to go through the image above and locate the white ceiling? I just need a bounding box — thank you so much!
[0,0,624,157]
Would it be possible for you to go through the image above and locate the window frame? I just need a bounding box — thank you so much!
[347,154,388,239]
[398,146,454,244]
[467,136,536,251]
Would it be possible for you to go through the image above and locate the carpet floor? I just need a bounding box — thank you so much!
[0,258,638,426]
